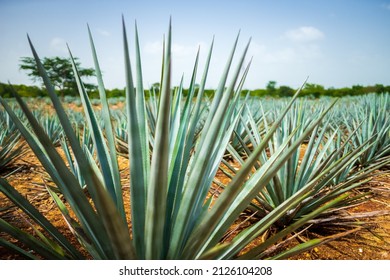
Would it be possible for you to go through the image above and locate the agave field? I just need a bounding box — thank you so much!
[0,19,390,260]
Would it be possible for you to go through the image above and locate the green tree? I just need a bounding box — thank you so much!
[277,85,294,97]
[303,83,325,98]
[19,56,96,96]
[266,80,277,95]
[106,88,125,98]
[351,85,364,95]
[374,84,385,94]
[0,82,45,98]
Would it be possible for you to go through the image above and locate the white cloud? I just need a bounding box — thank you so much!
[250,42,295,63]
[172,43,198,57]
[97,29,110,37]
[144,41,163,55]
[49,37,67,53]
[250,41,321,64]
[285,26,325,42]
[248,42,267,57]
[144,41,206,57]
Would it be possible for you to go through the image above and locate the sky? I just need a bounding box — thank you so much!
[1,0,390,90]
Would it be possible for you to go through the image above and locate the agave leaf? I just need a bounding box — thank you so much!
[134,22,151,186]
[145,19,172,260]
[169,76,184,158]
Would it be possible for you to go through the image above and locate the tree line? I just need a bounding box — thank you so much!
[248,81,390,98]
[2,81,388,99]
[0,56,388,99]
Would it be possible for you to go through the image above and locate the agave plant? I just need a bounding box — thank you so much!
[0,132,25,172]
[221,99,388,234]
[35,112,64,146]
[0,110,26,172]
[340,94,390,168]
[0,19,346,260]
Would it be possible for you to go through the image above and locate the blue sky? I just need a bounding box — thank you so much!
[1,0,389,90]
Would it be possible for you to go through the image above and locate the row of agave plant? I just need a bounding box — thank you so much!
[0,19,389,259]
